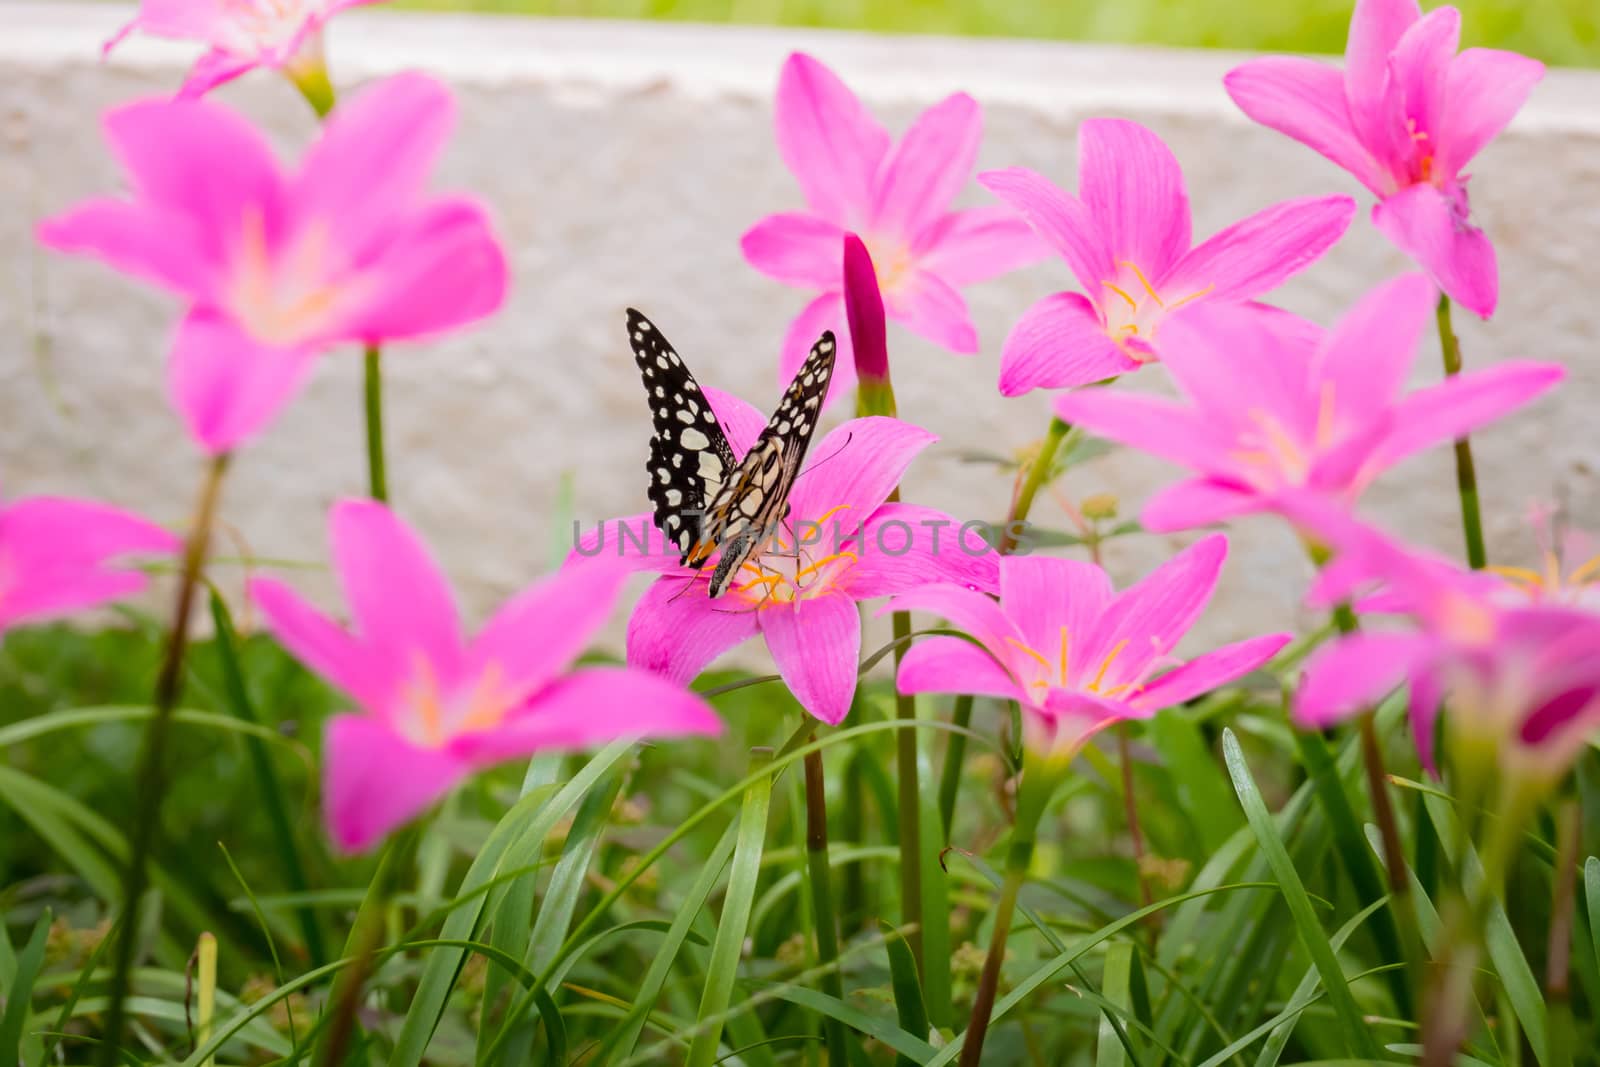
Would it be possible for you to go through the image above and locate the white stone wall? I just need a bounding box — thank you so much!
[3,3,1598,663]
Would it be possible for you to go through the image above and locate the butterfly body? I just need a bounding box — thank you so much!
[626,308,836,598]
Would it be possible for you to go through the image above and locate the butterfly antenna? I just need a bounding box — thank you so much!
[795,430,855,483]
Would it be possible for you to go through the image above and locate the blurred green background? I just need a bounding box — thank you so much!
[396,0,1598,67]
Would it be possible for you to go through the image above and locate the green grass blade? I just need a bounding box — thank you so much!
[882,920,929,1067]
[764,985,936,1063]
[686,748,774,1067]
[1586,857,1600,987]
[1096,942,1139,1067]
[1222,729,1380,1058]
[916,743,953,1028]
[0,908,51,1067]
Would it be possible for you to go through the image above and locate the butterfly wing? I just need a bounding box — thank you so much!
[701,331,838,597]
[627,309,738,563]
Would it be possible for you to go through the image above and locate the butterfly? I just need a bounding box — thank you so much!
[626,308,837,598]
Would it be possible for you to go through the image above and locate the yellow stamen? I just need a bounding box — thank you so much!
[1058,626,1071,688]
[736,572,786,593]
[1089,638,1130,692]
[1486,564,1544,590]
[1102,281,1139,311]
[1566,552,1600,586]
[1120,323,1140,335]
[811,503,854,526]
[1004,636,1054,676]
[794,550,858,583]
[1119,260,1165,308]
[1315,380,1338,448]
[1163,283,1214,313]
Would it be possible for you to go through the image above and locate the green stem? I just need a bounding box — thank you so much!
[803,741,850,1062]
[1546,799,1580,1067]
[1359,711,1426,1006]
[97,454,229,1066]
[937,695,974,839]
[1002,417,1071,555]
[313,825,420,1067]
[890,594,924,971]
[364,345,389,503]
[1117,724,1153,916]
[1435,295,1486,570]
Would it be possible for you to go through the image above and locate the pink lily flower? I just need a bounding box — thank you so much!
[578,387,997,726]
[37,73,507,455]
[888,535,1290,756]
[977,118,1356,395]
[1292,508,1600,781]
[249,500,721,852]
[1488,503,1600,611]
[1053,274,1564,532]
[105,0,382,99]
[1225,0,1544,318]
[0,486,178,632]
[742,52,1046,405]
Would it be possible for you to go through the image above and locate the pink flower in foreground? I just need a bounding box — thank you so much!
[1225,0,1543,317]
[38,73,507,455]
[888,536,1289,755]
[1292,508,1600,781]
[1054,274,1564,532]
[250,500,720,852]
[105,0,380,98]
[742,52,1045,404]
[977,119,1356,395]
[0,487,178,632]
[577,388,997,726]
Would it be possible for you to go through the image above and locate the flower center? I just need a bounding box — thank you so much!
[222,0,319,51]
[399,660,514,748]
[227,208,347,347]
[1002,627,1157,700]
[726,504,859,608]
[1227,382,1340,490]
[863,236,915,294]
[1099,261,1211,357]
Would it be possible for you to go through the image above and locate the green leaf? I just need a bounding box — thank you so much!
[686,748,774,1067]
[1586,857,1600,987]
[764,985,936,1063]
[1095,942,1140,1067]
[1222,729,1380,1058]
[882,920,929,1067]
[0,909,51,1067]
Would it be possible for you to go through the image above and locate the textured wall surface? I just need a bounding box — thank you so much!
[3,3,1598,666]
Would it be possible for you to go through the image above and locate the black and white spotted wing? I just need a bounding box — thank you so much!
[626,309,738,563]
[698,331,838,597]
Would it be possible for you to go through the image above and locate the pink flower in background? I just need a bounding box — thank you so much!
[250,500,720,852]
[1292,507,1600,780]
[888,535,1289,755]
[978,119,1355,395]
[105,0,382,98]
[38,73,507,455]
[1225,0,1544,317]
[0,487,178,632]
[742,52,1045,404]
[581,387,997,726]
[1053,274,1563,532]
[1489,504,1600,611]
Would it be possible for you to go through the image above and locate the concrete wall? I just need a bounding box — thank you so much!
[3,2,1598,665]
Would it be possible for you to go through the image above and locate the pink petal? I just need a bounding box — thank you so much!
[35,199,212,296]
[1437,49,1545,175]
[0,572,148,631]
[871,92,981,240]
[1409,666,1445,777]
[167,310,318,455]
[775,53,890,227]
[843,233,889,384]
[913,207,1050,286]
[1294,630,1430,728]
[338,198,508,343]
[294,73,456,254]
[1000,554,1114,659]
[1052,386,1229,471]
[1376,361,1565,469]
[1372,184,1498,316]
[177,50,259,100]
[446,665,722,763]
[1387,7,1461,145]
[1000,291,1137,396]
[787,417,936,529]
[626,575,761,685]
[108,0,233,43]
[761,592,861,725]
[702,385,771,460]
[1313,273,1436,424]
[102,97,286,252]
[1034,690,1145,754]
[886,270,977,354]
[0,496,176,627]
[1077,119,1191,279]
[1088,534,1229,686]
[1223,57,1384,194]
[323,714,466,853]
[1140,479,1263,533]
[330,498,467,684]
[249,576,391,713]
[1160,194,1356,303]
[1133,633,1290,711]
[468,562,631,701]
[839,503,1000,601]
[896,635,1024,704]
[780,292,855,410]
[741,213,848,288]
[1344,0,1423,149]
[883,582,1021,652]
[1152,302,1317,436]
[978,168,1115,295]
